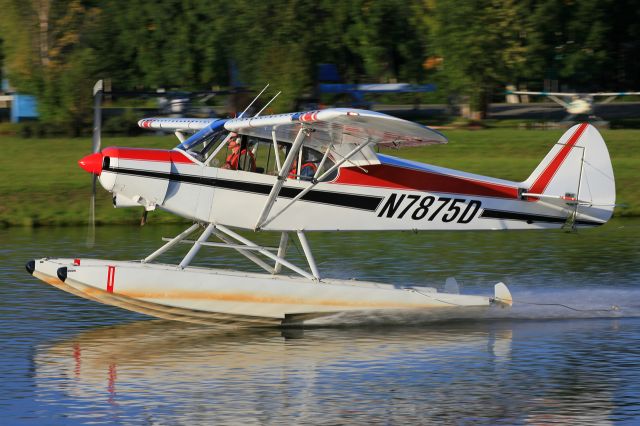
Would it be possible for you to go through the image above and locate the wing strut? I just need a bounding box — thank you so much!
[271,127,283,172]
[258,138,375,230]
[254,126,308,229]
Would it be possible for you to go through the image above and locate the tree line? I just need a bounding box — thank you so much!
[1,0,639,133]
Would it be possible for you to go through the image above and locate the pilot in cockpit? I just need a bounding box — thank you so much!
[290,147,322,181]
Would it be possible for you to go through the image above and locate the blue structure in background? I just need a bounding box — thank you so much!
[1,79,40,123]
[10,94,39,123]
[315,63,436,109]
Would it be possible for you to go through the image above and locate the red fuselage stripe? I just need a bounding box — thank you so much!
[335,165,520,198]
[528,123,588,195]
[101,147,194,164]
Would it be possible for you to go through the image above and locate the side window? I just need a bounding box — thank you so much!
[211,135,337,182]
[248,137,283,175]
[219,135,256,172]
[213,135,284,175]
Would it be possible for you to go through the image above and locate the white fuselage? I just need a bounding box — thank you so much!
[97,147,605,232]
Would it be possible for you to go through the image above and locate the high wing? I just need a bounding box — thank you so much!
[138,117,220,133]
[223,108,447,147]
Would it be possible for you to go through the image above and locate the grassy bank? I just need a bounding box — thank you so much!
[0,128,637,227]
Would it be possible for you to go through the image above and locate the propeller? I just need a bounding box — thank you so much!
[87,80,104,247]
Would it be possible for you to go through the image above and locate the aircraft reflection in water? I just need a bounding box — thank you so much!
[33,319,619,424]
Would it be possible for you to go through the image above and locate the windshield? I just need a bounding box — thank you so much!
[176,120,229,160]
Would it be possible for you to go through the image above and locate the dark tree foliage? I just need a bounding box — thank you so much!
[0,0,639,127]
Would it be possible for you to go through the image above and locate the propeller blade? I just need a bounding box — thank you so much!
[87,80,103,247]
[87,175,96,247]
[92,80,103,153]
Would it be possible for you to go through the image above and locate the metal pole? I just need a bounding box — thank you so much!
[143,223,200,263]
[297,231,320,280]
[179,223,216,269]
[255,91,281,117]
[238,84,269,118]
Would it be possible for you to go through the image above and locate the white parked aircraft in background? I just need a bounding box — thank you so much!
[506,89,640,122]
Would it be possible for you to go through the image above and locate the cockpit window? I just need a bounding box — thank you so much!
[180,125,338,181]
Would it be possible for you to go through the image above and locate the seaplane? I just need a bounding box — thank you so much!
[26,81,616,327]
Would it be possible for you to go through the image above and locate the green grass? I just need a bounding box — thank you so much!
[0,128,638,227]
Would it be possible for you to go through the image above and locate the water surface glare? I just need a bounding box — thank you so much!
[1,221,639,424]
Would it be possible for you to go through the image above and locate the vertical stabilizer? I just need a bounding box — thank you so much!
[522,123,615,225]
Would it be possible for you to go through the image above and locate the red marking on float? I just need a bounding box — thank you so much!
[106,265,115,293]
[74,259,81,266]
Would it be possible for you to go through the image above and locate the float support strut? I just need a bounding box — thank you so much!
[179,223,215,269]
[297,231,320,280]
[143,223,200,263]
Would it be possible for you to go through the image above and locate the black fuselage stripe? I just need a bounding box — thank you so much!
[104,166,383,211]
[481,208,602,226]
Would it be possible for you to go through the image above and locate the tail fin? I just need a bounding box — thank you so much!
[522,123,616,226]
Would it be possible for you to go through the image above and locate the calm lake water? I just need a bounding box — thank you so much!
[1,220,639,424]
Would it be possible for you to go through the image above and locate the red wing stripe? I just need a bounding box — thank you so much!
[528,123,588,195]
